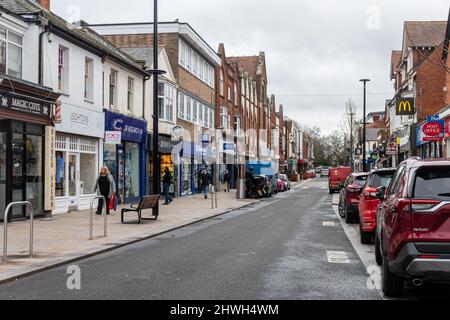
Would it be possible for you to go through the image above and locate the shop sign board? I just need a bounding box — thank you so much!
[0,91,51,117]
[105,111,147,144]
[396,98,415,116]
[56,103,104,138]
[44,126,56,211]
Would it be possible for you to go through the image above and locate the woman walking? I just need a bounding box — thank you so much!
[94,166,116,215]
[224,170,231,192]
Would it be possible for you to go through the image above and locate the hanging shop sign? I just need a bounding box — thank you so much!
[396,98,415,116]
[171,125,184,138]
[105,131,122,145]
[386,141,398,155]
[105,111,147,144]
[0,91,51,117]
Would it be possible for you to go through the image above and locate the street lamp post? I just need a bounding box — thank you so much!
[348,112,355,172]
[359,79,370,172]
[149,0,166,202]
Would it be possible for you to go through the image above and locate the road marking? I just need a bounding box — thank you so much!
[322,221,336,227]
[326,251,350,264]
[302,187,309,190]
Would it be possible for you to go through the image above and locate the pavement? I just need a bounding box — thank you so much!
[0,178,380,300]
[0,187,272,284]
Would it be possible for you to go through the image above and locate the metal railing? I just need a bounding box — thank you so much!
[89,195,107,240]
[3,201,34,263]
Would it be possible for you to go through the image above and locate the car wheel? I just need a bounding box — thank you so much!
[375,235,382,266]
[359,224,373,244]
[382,254,404,297]
[338,201,345,218]
[344,206,353,223]
[329,189,333,194]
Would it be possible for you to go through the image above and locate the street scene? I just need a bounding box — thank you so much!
[0,0,450,305]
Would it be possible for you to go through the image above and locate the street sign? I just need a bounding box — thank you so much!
[396,98,415,116]
[386,142,398,155]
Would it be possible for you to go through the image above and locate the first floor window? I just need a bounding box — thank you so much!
[58,46,69,93]
[193,101,198,123]
[209,109,214,128]
[186,97,192,121]
[220,106,228,128]
[109,70,118,107]
[179,93,185,119]
[84,57,94,100]
[0,28,23,78]
[127,77,134,112]
[159,83,174,122]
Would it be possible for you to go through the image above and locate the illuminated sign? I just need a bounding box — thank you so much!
[396,98,415,116]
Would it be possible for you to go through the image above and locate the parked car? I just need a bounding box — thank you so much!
[321,166,330,177]
[315,166,322,174]
[328,167,352,194]
[338,172,368,223]
[247,174,270,198]
[375,158,450,297]
[357,168,396,244]
[307,170,316,179]
[278,174,291,190]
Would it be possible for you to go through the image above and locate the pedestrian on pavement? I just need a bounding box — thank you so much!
[245,167,254,197]
[94,166,116,215]
[224,170,231,192]
[162,166,173,205]
[201,169,211,199]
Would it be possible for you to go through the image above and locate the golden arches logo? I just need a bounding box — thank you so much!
[398,101,412,112]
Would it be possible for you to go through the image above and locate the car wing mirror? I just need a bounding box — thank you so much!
[377,186,386,201]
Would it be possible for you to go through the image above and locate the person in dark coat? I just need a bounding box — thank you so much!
[224,170,231,192]
[245,167,254,196]
[162,166,173,205]
[94,166,116,215]
[201,169,211,199]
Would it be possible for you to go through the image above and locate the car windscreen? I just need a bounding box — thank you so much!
[355,175,368,187]
[413,166,450,201]
[368,171,395,188]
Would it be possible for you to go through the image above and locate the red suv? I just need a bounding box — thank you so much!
[338,173,368,223]
[376,158,450,296]
[358,168,396,244]
[329,167,352,194]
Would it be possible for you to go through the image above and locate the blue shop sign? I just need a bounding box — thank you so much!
[105,111,147,144]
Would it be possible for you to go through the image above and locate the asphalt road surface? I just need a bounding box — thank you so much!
[0,179,381,300]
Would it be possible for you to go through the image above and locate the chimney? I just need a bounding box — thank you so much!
[36,0,51,10]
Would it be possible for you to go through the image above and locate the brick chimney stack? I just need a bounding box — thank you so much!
[36,0,50,10]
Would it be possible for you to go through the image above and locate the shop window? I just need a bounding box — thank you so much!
[55,151,66,197]
[80,153,96,195]
[124,142,140,198]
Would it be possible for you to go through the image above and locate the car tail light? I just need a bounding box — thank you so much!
[410,199,441,212]
[418,255,440,259]
[363,187,378,200]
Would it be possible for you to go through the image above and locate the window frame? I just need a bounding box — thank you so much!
[127,77,134,112]
[84,57,94,101]
[109,69,118,108]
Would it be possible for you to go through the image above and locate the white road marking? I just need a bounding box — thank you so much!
[326,251,350,264]
[322,221,336,227]
[331,193,386,299]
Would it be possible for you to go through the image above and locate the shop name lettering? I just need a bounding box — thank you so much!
[124,125,143,135]
[71,113,89,125]
[12,97,48,115]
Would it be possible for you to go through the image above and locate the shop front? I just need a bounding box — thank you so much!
[0,82,58,221]
[103,111,147,204]
[53,104,104,214]
[147,134,175,196]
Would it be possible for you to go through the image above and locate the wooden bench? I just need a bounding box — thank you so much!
[121,195,160,224]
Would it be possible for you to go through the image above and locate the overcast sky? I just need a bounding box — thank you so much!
[52,0,449,135]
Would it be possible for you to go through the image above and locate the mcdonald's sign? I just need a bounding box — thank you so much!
[396,98,415,116]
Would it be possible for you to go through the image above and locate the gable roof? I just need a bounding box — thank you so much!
[390,50,401,78]
[227,56,259,78]
[403,21,447,48]
[0,0,146,75]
